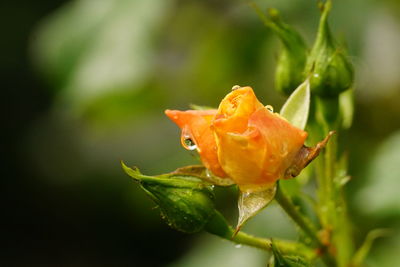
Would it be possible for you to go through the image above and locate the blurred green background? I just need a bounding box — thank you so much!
[3,0,400,266]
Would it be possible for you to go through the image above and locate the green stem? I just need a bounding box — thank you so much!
[205,210,315,259]
[275,183,336,266]
[325,134,335,200]
[233,231,317,261]
[233,230,271,250]
[325,133,354,266]
[275,184,320,245]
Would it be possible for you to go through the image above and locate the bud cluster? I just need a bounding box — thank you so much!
[272,0,354,97]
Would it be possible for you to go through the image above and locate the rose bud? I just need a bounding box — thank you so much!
[165,85,332,228]
[305,0,354,97]
[268,8,308,95]
[122,162,216,233]
[213,87,308,192]
[166,86,330,195]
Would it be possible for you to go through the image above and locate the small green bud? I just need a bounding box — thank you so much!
[269,9,308,95]
[305,0,354,97]
[122,162,215,233]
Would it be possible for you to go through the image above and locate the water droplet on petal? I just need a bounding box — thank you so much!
[232,85,241,91]
[183,138,197,150]
[265,105,274,112]
[181,126,197,151]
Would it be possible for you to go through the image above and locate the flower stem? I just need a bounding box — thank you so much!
[275,184,320,245]
[324,133,354,266]
[275,183,336,266]
[233,231,316,260]
[232,230,271,250]
[205,210,315,259]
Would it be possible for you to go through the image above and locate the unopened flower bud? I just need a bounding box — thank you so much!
[122,162,215,233]
[268,9,308,95]
[305,0,354,97]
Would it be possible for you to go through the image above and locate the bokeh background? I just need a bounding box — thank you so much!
[3,0,400,266]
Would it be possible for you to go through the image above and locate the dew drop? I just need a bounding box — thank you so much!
[181,126,197,151]
[313,73,320,78]
[235,244,242,248]
[231,85,241,91]
[265,105,274,112]
[183,138,197,150]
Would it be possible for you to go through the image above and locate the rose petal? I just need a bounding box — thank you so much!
[165,109,227,178]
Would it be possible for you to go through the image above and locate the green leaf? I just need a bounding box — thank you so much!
[236,184,277,232]
[280,79,310,130]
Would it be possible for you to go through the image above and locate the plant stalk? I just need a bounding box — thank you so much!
[275,183,320,245]
[205,210,315,260]
[275,183,336,266]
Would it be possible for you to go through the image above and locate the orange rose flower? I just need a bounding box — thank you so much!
[166,86,310,193]
[213,87,307,192]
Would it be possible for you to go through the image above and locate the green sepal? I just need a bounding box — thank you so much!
[270,240,312,267]
[172,165,235,186]
[280,78,310,130]
[236,184,277,233]
[122,161,216,233]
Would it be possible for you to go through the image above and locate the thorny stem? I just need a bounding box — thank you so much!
[275,183,336,266]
